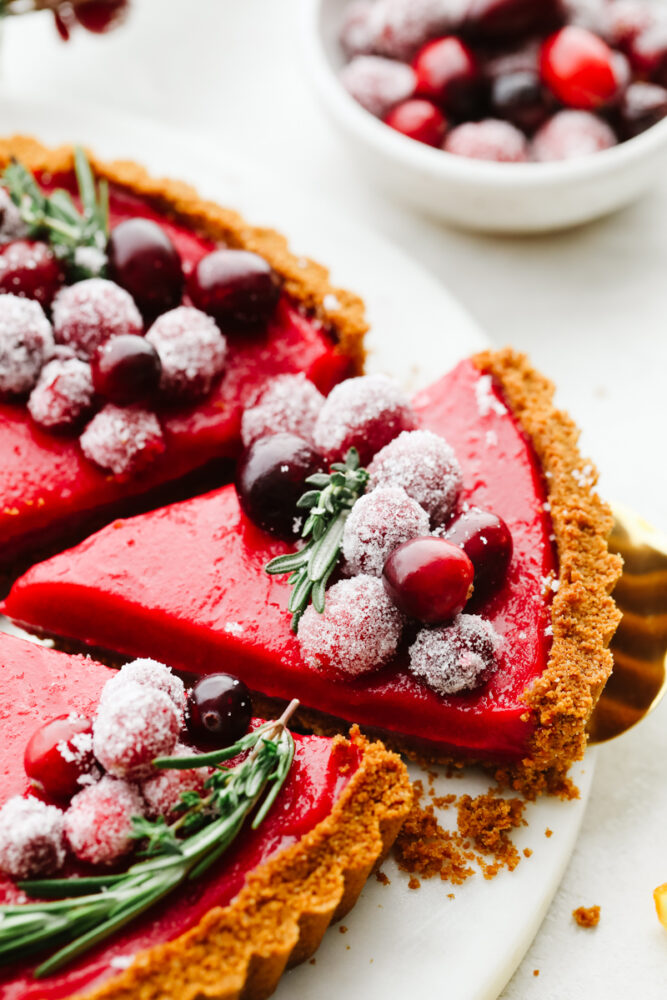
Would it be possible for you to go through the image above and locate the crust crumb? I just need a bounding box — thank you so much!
[339,925,348,934]
[375,869,390,886]
[457,792,525,876]
[523,847,533,858]
[573,905,600,928]
[545,827,553,838]
[533,969,540,977]
[408,876,421,890]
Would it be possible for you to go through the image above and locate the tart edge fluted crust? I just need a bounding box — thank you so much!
[68,730,411,1000]
[0,135,367,373]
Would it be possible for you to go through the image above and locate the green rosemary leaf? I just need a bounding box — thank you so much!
[288,570,314,614]
[131,816,182,857]
[305,473,331,489]
[265,547,310,575]
[308,513,346,582]
[296,490,321,509]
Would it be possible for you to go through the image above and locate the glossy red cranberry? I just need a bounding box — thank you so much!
[491,71,552,132]
[617,80,667,137]
[108,218,184,319]
[382,536,474,625]
[24,714,95,801]
[236,433,322,538]
[91,333,162,404]
[53,7,74,40]
[541,26,620,110]
[444,507,513,600]
[0,240,65,307]
[465,0,565,40]
[628,22,667,87]
[185,674,252,749]
[72,0,129,33]
[413,37,484,117]
[188,249,281,330]
[384,99,448,146]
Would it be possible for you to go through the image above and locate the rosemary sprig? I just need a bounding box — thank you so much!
[265,448,369,630]
[0,701,298,979]
[2,146,109,279]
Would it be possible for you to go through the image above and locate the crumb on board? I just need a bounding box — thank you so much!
[545,827,553,838]
[408,876,421,890]
[523,848,533,858]
[339,925,348,934]
[573,905,600,928]
[533,970,540,977]
[375,869,390,886]
[309,958,316,965]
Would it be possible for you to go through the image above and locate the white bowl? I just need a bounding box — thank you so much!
[301,0,667,233]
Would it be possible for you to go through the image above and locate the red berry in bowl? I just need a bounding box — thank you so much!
[91,333,162,405]
[382,536,474,624]
[617,80,667,138]
[491,71,552,132]
[384,98,448,145]
[236,432,322,538]
[628,21,667,87]
[188,249,281,331]
[24,714,97,801]
[444,507,513,599]
[444,118,530,161]
[532,109,617,159]
[366,0,464,61]
[465,0,565,41]
[340,55,417,117]
[607,0,657,49]
[0,240,64,307]
[72,0,129,33]
[108,218,184,320]
[185,674,253,749]
[541,26,620,110]
[413,36,483,117]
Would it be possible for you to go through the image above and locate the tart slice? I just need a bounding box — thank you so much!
[0,632,411,1000]
[0,136,366,585]
[3,350,622,792]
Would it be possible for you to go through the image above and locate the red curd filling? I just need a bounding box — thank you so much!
[0,634,359,1000]
[3,359,557,760]
[0,179,353,572]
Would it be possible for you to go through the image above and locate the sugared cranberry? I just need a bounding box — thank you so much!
[444,118,530,161]
[408,613,502,695]
[0,240,64,307]
[340,55,417,117]
[628,21,667,87]
[608,0,657,49]
[108,218,184,319]
[382,536,473,624]
[142,743,209,816]
[298,574,404,676]
[146,306,227,400]
[64,776,144,866]
[465,0,565,40]
[384,98,448,146]
[241,373,325,448]
[24,714,96,801]
[367,0,463,61]
[413,36,483,117]
[79,403,165,477]
[72,0,129,33]
[185,674,252,749]
[445,507,513,599]
[617,80,667,138]
[313,373,417,465]
[28,357,95,430]
[368,429,462,524]
[563,0,612,37]
[340,0,375,57]
[541,26,620,110]
[0,294,54,399]
[491,71,552,132]
[91,333,162,405]
[236,432,322,538]
[52,278,143,359]
[0,796,65,878]
[188,249,281,331]
[93,681,180,780]
[342,486,430,577]
[0,189,28,244]
[532,109,617,159]
[101,658,187,717]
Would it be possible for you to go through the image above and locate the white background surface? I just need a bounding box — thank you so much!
[1,1,666,997]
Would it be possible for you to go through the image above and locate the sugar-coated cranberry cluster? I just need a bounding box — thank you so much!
[339,0,667,162]
[237,370,514,695]
[0,204,282,478]
[0,664,253,880]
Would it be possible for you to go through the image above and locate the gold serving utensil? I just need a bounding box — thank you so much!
[587,503,667,744]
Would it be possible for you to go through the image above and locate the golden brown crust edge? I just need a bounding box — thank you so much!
[0,135,367,373]
[473,349,622,796]
[68,731,411,1000]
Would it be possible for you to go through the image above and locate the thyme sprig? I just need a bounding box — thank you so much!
[2,146,109,279]
[265,448,369,630]
[0,701,298,979]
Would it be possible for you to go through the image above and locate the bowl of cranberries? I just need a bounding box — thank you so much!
[303,0,667,231]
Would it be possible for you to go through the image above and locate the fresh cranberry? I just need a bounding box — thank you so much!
[185,674,252,749]
[413,37,483,117]
[382,536,474,624]
[91,333,161,405]
[628,21,667,87]
[384,98,448,146]
[53,7,73,40]
[108,218,184,319]
[24,714,96,801]
[236,433,322,538]
[541,26,620,110]
[617,80,667,137]
[444,507,513,600]
[72,0,129,33]
[188,249,281,331]
[444,119,530,161]
[491,71,552,132]
[465,0,565,40]
[0,240,64,307]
